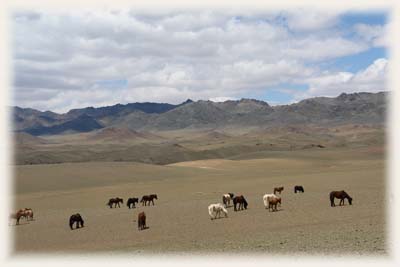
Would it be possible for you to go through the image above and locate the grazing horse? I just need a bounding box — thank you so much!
[222,193,234,207]
[208,203,228,220]
[330,190,353,207]
[69,213,84,230]
[22,208,34,221]
[107,197,123,208]
[233,195,248,211]
[274,186,284,194]
[267,195,281,212]
[263,194,280,209]
[127,198,139,209]
[140,194,158,206]
[294,185,304,193]
[138,212,146,230]
[9,209,26,225]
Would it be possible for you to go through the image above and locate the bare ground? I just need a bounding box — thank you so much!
[11,147,386,255]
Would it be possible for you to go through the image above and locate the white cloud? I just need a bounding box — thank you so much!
[11,9,388,112]
[284,9,339,32]
[209,96,237,102]
[299,58,388,100]
[354,23,388,47]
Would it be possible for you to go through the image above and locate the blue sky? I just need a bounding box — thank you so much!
[12,9,388,112]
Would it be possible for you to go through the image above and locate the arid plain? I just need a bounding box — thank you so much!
[12,125,386,254]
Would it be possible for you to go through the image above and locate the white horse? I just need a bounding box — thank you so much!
[263,193,279,209]
[222,193,234,207]
[208,203,228,220]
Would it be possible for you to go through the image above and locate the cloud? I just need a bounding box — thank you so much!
[354,23,388,47]
[297,58,388,100]
[11,9,388,112]
[284,9,340,32]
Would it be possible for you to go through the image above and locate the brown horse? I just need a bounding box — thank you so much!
[233,195,248,211]
[330,190,353,207]
[69,213,84,230]
[21,208,34,221]
[268,195,281,212]
[274,186,284,194]
[140,194,158,206]
[138,212,147,230]
[107,197,123,208]
[9,209,26,225]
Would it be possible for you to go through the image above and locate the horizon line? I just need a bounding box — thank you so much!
[12,91,388,115]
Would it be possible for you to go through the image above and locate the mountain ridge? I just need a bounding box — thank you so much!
[13,92,388,136]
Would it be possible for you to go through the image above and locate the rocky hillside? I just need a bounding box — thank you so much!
[12,92,387,135]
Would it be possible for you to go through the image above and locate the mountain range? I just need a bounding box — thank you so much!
[13,92,387,136]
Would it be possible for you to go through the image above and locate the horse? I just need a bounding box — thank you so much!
[21,208,34,221]
[138,212,147,230]
[9,209,26,225]
[107,197,123,208]
[222,193,234,207]
[263,193,280,209]
[140,194,158,206]
[233,195,248,211]
[267,195,281,212]
[274,186,284,194]
[127,198,139,209]
[330,190,353,207]
[294,185,304,193]
[208,203,228,220]
[69,213,84,230]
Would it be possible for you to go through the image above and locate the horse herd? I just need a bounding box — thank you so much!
[208,186,353,220]
[10,188,353,231]
[105,194,158,230]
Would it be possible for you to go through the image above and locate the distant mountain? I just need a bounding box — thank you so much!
[24,114,104,136]
[12,92,387,135]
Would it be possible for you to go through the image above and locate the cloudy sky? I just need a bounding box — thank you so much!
[12,8,388,113]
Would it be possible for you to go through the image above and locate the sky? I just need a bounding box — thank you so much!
[11,8,389,113]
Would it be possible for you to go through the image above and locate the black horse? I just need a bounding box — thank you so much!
[69,213,84,230]
[127,197,139,209]
[107,197,123,208]
[330,190,353,207]
[233,195,248,211]
[140,194,158,206]
[294,185,304,193]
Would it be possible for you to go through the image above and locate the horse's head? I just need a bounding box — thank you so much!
[244,199,248,209]
[348,197,353,205]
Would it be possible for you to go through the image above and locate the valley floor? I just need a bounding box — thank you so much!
[11,147,386,255]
